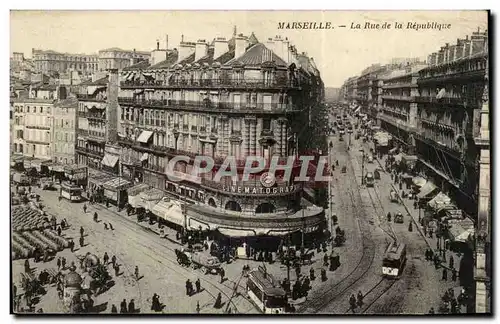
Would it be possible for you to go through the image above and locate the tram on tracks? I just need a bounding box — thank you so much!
[246,266,288,314]
[382,242,407,278]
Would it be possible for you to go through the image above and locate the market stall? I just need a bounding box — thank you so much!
[127,183,150,208]
[103,178,132,208]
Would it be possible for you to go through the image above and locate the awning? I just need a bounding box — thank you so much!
[140,153,149,161]
[218,228,257,237]
[103,177,131,191]
[187,218,211,231]
[152,200,185,226]
[448,224,474,243]
[412,176,427,187]
[137,131,153,143]
[417,181,438,199]
[428,192,454,211]
[102,154,119,168]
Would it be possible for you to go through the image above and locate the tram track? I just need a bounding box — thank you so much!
[297,140,377,314]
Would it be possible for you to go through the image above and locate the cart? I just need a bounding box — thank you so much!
[394,212,404,224]
[374,168,381,180]
[390,190,400,203]
[341,166,347,173]
[190,252,221,275]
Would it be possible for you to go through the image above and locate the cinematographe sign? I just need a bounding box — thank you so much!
[221,184,295,195]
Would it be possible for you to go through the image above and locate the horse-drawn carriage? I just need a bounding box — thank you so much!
[33,247,57,263]
[175,249,222,275]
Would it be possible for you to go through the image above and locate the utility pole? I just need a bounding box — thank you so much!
[360,149,365,185]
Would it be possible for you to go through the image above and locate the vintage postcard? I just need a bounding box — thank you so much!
[9,10,490,315]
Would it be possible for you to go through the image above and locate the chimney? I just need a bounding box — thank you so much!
[449,45,457,62]
[282,38,290,64]
[106,69,119,143]
[177,41,195,63]
[195,39,208,61]
[471,31,486,56]
[273,35,285,62]
[234,34,247,59]
[266,38,276,57]
[443,44,450,63]
[213,37,229,60]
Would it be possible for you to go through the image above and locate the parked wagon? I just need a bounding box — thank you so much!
[394,212,404,224]
[390,190,400,203]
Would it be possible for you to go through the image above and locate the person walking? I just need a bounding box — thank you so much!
[69,239,75,252]
[128,299,135,313]
[349,294,357,312]
[120,299,127,313]
[57,226,62,236]
[357,291,364,307]
[109,223,114,230]
[114,264,120,276]
[83,204,87,213]
[104,223,108,230]
[57,257,61,270]
[135,266,140,280]
[24,259,30,273]
[103,252,109,265]
[61,257,66,270]
[214,292,222,309]
[442,268,448,281]
[452,268,458,282]
[93,212,98,222]
[449,256,454,269]
[111,255,117,267]
[111,304,117,313]
[219,268,225,283]
[195,278,201,294]
[79,236,84,248]
[80,226,84,237]
[186,279,192,296]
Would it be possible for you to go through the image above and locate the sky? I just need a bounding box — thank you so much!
[10,10,488,87]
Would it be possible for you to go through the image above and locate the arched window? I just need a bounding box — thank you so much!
[208,198,217,208]
[255,202,276,214]
[224,201,241,212]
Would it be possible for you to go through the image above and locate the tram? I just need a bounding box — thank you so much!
[382,242,407,278]
[247,266,287,314]
[59,181,83,202]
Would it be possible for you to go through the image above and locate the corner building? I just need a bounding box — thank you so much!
[117,32,325,241]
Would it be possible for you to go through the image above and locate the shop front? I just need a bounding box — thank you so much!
[103,178,132,208]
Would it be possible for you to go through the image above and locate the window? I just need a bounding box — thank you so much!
[263,95,272,110]
[233,94,241,109]
[263,119,272,131]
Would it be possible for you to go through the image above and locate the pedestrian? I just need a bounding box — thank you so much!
[128,299,135,313]
[111,255,117,267]
[83,204,87,213]
[310,268,315,280]
[442,268,448,281]
[111,304,117,313]
[120,299,127,313]
[220,268,225,283]
[109,223,114,230]
[57,226,62,236]
[195,278,201,293]
[196,301,200,314]
[80,226,84,237]
[323,254,329,267]
[214,292,222,309]
[103,252,109,265]
[449,256,454,269]
[349,294,357,311]
[24,259,30,273]
[452,268,457,281]
[104,223,108,230]
[186,279,192,296]
[429,229,433,239]
[93,212,98,222]
[321,268,327,282]
[114,264,120,276]
[357,290,364,307]
[57,257,61,270]
[135,266,140,280]
[61,257,66,269]
[408,221,413,232]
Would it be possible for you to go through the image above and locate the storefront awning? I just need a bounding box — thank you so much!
[448,224,474,243]
[412,176,427,187]
[102,154,119,168]
[218,228,257,237]
[140,153,149,161]
[137,131,153,143]
[417,181,438,199]
[152,200,185,226]
[428,192,454,211]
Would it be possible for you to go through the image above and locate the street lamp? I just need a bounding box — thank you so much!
[359,149,365,185]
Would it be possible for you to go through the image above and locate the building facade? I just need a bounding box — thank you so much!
[75,76,110,170]
[32,49,98,75]
[114,33,325,237]
[415,30,487,216]
[98,48,151,71]
[53,98,78,165]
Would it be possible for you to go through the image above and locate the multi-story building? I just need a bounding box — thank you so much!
[356,65,389,117]
[53,98,78,165]
[415,29,488,216]
[98,48,150,71]
[114,32,325,239]
[32,49,98,75]
[379,63,427,152]
[75,75,110,170]
[340,76,358,104]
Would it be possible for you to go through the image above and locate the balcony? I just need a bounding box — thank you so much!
[75,147,105,158]
[260,129,274,137]
[25,139,50,145]
[381,95,416,102]
[117,98,299,114]
[415,96,467,107]
[76,94,106,103]
[25,125,50,130]
[120,78,301,90]
[383,83,417,89]
[144,164,165,173]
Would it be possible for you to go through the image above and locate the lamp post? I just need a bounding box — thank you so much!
[360,149,365,185]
